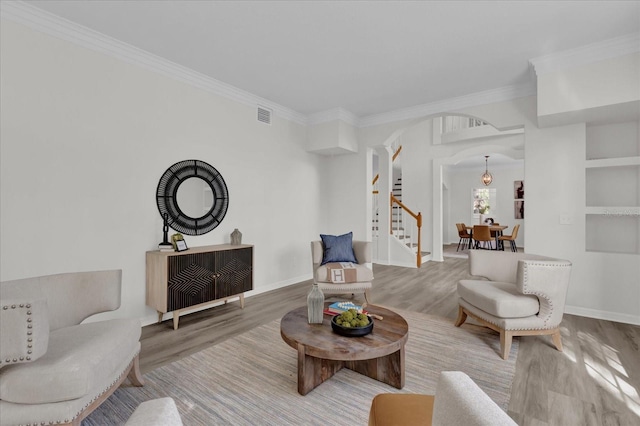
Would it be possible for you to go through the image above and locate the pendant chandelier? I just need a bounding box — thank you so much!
[481,155,493,186]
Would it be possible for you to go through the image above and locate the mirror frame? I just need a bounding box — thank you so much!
[156,159,229,236]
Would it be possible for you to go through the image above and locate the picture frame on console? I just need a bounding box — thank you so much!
[172,233,188,252]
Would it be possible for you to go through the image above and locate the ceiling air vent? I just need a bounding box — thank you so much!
[257,106,272,125]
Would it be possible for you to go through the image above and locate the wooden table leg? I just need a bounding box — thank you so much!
[297,343,343,395]
[345,346,405,389]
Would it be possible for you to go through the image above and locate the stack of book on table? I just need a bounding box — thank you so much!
[323,301,367,316]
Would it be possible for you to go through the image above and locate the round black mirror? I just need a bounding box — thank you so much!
[156,159,229,235]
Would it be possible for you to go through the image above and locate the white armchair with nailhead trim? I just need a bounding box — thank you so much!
[0,270,143,426]
[455,250,572,359]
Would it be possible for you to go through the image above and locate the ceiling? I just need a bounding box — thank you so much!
[22,0,640,119]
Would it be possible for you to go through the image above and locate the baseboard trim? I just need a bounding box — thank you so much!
[565,305,640,326]
[142,273,313,327]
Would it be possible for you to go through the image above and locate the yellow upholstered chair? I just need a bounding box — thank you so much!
[472,225,492,250]
[455,223,471,251]
[498,224,520,252]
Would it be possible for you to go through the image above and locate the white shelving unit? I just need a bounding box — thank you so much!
[585,121,640,254]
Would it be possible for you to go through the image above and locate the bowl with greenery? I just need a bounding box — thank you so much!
[330,309,374,337]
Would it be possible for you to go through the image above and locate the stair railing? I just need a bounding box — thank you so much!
[372,144,402,242]
[390,193,423,268]
[372,145,403,187]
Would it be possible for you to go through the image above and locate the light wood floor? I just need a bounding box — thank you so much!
[139,257,639,425]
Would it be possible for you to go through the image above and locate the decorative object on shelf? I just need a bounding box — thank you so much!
[481,155,493,186]
[171,233,188,252]
[306,283,324,324]
[156,159,229,236]
[514,180,524,199]
[158,213,174,251]
[230,228,242,245]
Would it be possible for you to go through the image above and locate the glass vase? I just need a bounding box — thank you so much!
[307,283,324,324]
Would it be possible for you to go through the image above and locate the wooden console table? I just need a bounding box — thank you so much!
[146,244,253,329]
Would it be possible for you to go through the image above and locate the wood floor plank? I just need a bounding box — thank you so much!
[547,391,599,426]
[138,257,640,424]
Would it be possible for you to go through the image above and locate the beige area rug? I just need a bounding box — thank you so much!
[85,310,518,425]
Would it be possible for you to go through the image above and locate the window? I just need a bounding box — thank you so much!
[472,188,496,216]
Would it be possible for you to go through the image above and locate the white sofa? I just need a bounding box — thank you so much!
[0,270,143,426]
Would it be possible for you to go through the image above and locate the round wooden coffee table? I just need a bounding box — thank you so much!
[280,304,409,395]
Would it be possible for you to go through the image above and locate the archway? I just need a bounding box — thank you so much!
[367,114,524,266]
[432,145,525,261]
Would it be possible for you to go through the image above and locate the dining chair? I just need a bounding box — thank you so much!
[498,224,520,252]
[472,225,492,250]
[456,223,471,252]
[489,222,500,250]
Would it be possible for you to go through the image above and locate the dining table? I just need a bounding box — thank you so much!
[466,225,508,250]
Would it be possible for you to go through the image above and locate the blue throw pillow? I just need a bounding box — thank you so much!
[320,232,358,265]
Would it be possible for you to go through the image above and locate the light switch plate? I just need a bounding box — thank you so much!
[559,214,573,225]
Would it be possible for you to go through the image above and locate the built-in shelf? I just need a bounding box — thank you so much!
[585,207,640,216]
[585,156,640,168]
[585,214,639,255]
[584,121,639,255]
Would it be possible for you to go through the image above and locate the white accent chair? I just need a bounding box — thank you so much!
[455,250,572,359]
[311,240,373,305]
[0,270,143,426]
[368,371,516,425]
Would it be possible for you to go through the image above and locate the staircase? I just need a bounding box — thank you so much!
[390,178,430,264]
[372,143,429,267]
[390,177,408,243]
[373,177,406,234]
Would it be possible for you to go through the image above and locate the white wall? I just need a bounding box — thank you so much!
[536,52,640,127]
[317,149,370,241]
[0,20,323,322]
[445,166,525,247]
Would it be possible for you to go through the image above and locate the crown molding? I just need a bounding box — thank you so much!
[530,32,640,76]
[0,1,308,125]
[358,83,536,128]
[307,108,360,127]
[11,1,622,130]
